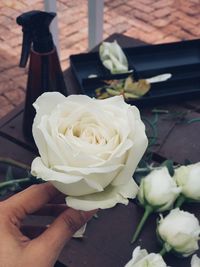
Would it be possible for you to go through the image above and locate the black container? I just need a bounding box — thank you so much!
[70,38,200,107]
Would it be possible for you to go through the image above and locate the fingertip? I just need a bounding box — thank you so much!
[79,209,98,221]
[30,208,98,261]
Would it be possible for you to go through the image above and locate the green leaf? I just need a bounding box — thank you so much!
[187,118,200,124]
[5,166,14,181]
[184,159,192,166]
[106,88,121,96]
[161,160,174,176]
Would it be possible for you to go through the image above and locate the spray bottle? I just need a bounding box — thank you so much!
[17,10,67,142]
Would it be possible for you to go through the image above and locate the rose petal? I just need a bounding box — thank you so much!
[191,254,200,267]
[53,163,123,175]
[112,106,148,186]
[31,157,83,183]
[66,178,138,211]
[33,92,66,117]
[73,224,87,238]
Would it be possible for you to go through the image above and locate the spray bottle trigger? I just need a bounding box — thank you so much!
[19,28,32,68]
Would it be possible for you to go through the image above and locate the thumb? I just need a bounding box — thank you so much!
[31,208,97,263]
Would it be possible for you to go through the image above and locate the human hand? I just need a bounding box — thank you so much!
[0,182,96,267]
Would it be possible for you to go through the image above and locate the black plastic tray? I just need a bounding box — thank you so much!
[70,39,200,106]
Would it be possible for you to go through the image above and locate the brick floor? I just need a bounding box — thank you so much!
[0,0,199,119]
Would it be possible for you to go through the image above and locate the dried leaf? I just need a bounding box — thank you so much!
[125,77,150,96]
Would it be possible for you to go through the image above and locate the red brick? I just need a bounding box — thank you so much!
[186,27,200,37]
[154,7,174,18]
[108,15,127,26]
[4,88,25,106]
[128,18,156,33]
[129,2,154,13]
[164,24,182,35]
[174,11,199,25]
[155,35,181,44]
[153,0,174,9]
[0,59,16,72]
[106,0,124,8]
[0,72,10,82]
[130,9,155,23]
[0,80,21,94]
[151,18,172,28]
[105,26,119,36]
[176,18,198,31]
[174,29,196,40]
[125,28,165,44]
[117,4,132,13]
[3,67,26,79]
[0,104,13,119]
[139,0,155,4]
[0,95,12,107]
[181,5,200,15]
[114,22,131,33]
[5,1,28,11]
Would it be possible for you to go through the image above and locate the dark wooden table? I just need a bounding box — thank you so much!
[0,34,199,267]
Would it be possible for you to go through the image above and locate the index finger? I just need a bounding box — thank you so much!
[5,183,61,219]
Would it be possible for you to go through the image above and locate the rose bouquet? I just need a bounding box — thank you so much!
[129,158,200,267]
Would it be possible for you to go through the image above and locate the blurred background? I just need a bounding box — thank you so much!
[0,0,199,118]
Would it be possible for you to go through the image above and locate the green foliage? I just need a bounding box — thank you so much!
[161,160,174,176]
[0,163,43,197]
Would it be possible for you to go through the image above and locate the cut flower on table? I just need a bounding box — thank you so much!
[31,93,148,211]
[99,40,130,74]
[138,167,181,212]
[131,166,181,243]
[124,246,167,267]
[157,208,200,257]
[191,254,200,267]
[174,162,200,207]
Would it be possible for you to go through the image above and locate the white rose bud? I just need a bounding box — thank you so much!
[157,208,200,257]
[174,162,200,201]
[131,167,181,243]
[191,254,200,267]
[124,246,167,267]
[138,167,181,212]
[31,93,148,211]
[99,40,129,74]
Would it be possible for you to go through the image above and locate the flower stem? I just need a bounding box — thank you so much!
[175,194,185,208]
[135,166,160,173]
[0,157,30,171]
[159,243,172,256]
[0,178,31,190]
[131,205,153,243]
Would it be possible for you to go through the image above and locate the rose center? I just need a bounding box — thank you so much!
[73,124,107,145]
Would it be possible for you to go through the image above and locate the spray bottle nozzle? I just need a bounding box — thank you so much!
[17,10,56,67]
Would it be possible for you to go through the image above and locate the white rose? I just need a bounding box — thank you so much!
[99,40,129,74]
[31,93,148,211]
[191,254,200,267]
[124,246,167,267]
[174,163,200,201]
[157,208,200,257]
[138,167,181,212]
